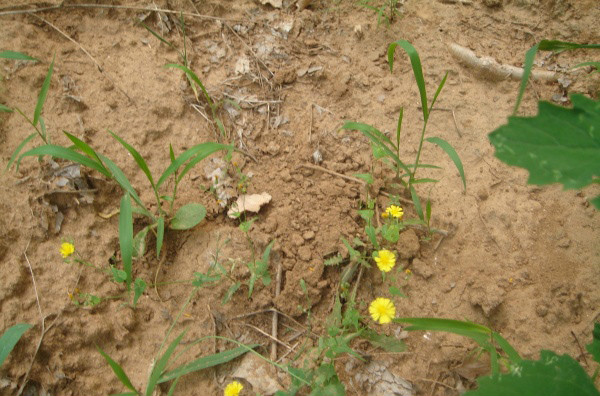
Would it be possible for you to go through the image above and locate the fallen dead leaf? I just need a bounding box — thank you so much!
[228,192,272,218]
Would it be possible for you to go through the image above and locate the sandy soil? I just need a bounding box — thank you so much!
[1,0,599,395]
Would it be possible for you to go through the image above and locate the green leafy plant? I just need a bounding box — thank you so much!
[393,318,600,396]
[97,278,258,396]
[490,39,600,208]
[16,131,230,289]
[357,0,402,26]
[0,50,38,113]
[342,40,466,224]
[0,323,32,367]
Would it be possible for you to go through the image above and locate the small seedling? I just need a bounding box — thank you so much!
[357,0,402,26]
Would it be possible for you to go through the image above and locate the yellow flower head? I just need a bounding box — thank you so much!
[384,205,404,220]
[369,297,396,324]
[374,250,396,272]
[224,381,243,396]
[60,242,75,258]
[405,269,412,275]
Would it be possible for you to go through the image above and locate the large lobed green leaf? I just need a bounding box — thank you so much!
[464,350,600,396]
[489,94,600,207]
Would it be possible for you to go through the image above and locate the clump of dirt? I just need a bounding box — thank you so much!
[0,0,599,395]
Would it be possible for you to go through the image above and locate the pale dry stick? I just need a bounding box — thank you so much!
[276,341,300,363]
[242,323,293,351]
[154,249,168,302]
[449,43,557,82]
[224,23,274,79]
[230,308,317,338]
[0,4,241,22]
[298,163,414,205]
[19,245,61,396]
[271,262,283,361]
[29,14,135,105]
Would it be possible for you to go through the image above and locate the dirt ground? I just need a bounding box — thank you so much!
[1,0,599,395]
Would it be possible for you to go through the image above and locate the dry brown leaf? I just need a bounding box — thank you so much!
[228,192,272,218]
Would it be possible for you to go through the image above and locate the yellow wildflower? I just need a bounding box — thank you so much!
[384,205,403,220]
[405,269,412,275]
[369,298,396,324]
[374,250,396,272]
[60,242,75,258]
[224,381,243,396]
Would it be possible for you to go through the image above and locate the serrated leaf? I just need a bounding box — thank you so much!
[110,267,127,283]
[389,285,406,298]
[324,254,343,266]
[464,350,600,396]
[222,282,241,304]
[363,329,406,353]
[586,322,600,364]
[158,345,258,384]
[0,323,32,367]
[170,203,206,230]
[133,278,146,307]
[489,95,600,192]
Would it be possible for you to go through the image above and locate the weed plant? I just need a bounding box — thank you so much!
[357,0,402,26]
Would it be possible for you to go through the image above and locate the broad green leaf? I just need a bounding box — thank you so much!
[382,223,400,243]
[119,193,134,288]
[0,50,37,61]
[132,226,150,258]
[110,267,127,283]
[362,329,405,353]
[0,323,32,366]
[96,345,138,394]
[586,322,600,364]
[365,225,378,249]
[342,121,411,174]
[357,209,374,221]
[394,317,492,346]
[157,143,231,189]
[33,55,54,127]
[489,94,600,194]
[110,130,156,190]
[170,203,206,230]
[133,278,146,307]
[464,350,600,396]
[0,104,12,112]
[222,282,241,304]
[5,132,36,172]
[425,136,466,191]
[18,144,111,177]
[158,345,258,384]
[146,330,187,396]
[156,216,165,259]
[388,40,428,121]
[63,131,109,175]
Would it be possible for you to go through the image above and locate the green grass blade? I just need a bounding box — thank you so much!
[537,40,600,51]
[177,146,232,184]
[0,323,32,366]
[157,142,231,189]
[0,104,12,112]
[492,332,522,363]
[425,136,466,191]
[411,178,439,184]
[410,185,424,221]
[388,40,428,121]
[429,72,448,113]
[0,50,38,61]
[109,130,156,190]
[396,107,403,149]
[158,345,258,384]
[393,317,492,346]
[572,61,600,71]
[156,216,165,259]
[164,64,215,108]
[96,345,138,394]
[18,145,110,177]
[119,193,134,289]
[63,131,109,174]
[140,22,175,49]
[342,122,410,174]
[146,330,187,396]
[405,163,442,169]
[425,198,432,224]
[98,154,147,212]
[514,42,539,115]
[5,132,36,172]
[33,54,54,127]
